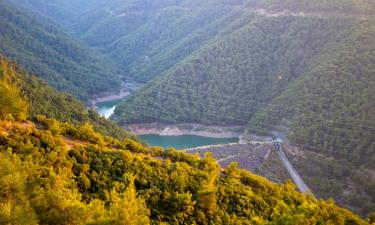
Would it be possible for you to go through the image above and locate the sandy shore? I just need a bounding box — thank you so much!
[124,123,245,138]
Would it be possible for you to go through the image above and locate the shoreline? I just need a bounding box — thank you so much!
[92,91,129,105]
[87,81,140,107]
[124,123,245,138]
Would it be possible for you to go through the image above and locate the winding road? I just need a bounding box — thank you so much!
[273,138,311,193]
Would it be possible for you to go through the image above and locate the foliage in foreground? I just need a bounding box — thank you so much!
[0,55,133,140]
[0,116,371,225]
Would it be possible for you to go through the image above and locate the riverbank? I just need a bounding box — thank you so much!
[125,123,245,138]
[87,81,140,107]
[91,91,129,105]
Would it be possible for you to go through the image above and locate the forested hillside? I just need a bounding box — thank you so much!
[115,6,375,163]
[74,0,249,82]
[0,57,372,225]
[8,0,97,29]
[10,0,375,86]
[248,19,375,166]
[12,0,258,82]
[0,55,132,139]
[0,1,122,98]
[248,0,375,14]
[114,16,356,124]
[112,2,375,214]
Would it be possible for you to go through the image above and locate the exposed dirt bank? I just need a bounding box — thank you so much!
[124,123,245,138]
[91,91,129,105]
[87,82,140,107]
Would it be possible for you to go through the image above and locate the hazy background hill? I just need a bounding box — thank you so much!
[1,1,123,99]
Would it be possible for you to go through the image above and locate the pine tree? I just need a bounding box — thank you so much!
[108,180,150,225]
[0,57,28,120]
[0,153,38,225]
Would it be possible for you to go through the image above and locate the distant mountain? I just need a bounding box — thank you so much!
[0,1,122,99]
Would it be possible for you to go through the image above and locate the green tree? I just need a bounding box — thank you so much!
[108,181,150,225]
[0,152,37,225]
[369,212,375,224]
[0,62,28,120]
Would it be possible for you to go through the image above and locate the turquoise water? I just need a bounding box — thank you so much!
[95,100,239,149]
[95,99,122,118]
[139,134,239,149]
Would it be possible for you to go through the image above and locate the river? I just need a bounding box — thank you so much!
[95,99,122,118]
[95,100,240,148]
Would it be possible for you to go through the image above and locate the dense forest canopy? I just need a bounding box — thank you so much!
[114,6,375,168]
[11,0,375,82]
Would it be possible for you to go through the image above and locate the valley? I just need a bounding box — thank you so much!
[1,0,375,223]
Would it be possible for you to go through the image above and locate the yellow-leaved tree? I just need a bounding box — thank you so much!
[108,179,150,225]
[0,152,38,225]
[0,57,28,120]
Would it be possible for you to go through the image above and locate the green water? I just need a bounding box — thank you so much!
[139,134,239,149]
[95,99,122,118]
[95,100,239,149]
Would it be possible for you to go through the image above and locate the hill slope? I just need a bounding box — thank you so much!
[1,118,372,224]
[0,1,122,98]
[13,0,257,82]
[114,15,357,124]
[248,0,375,14]
[248,19,375,165]
[8,0,98,29]
[11,0,375,84]
[0,55,132,140]
[115,6,375,164]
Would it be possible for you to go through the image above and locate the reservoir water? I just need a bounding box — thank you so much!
[95,100,239,149]
[139,134,238,149]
